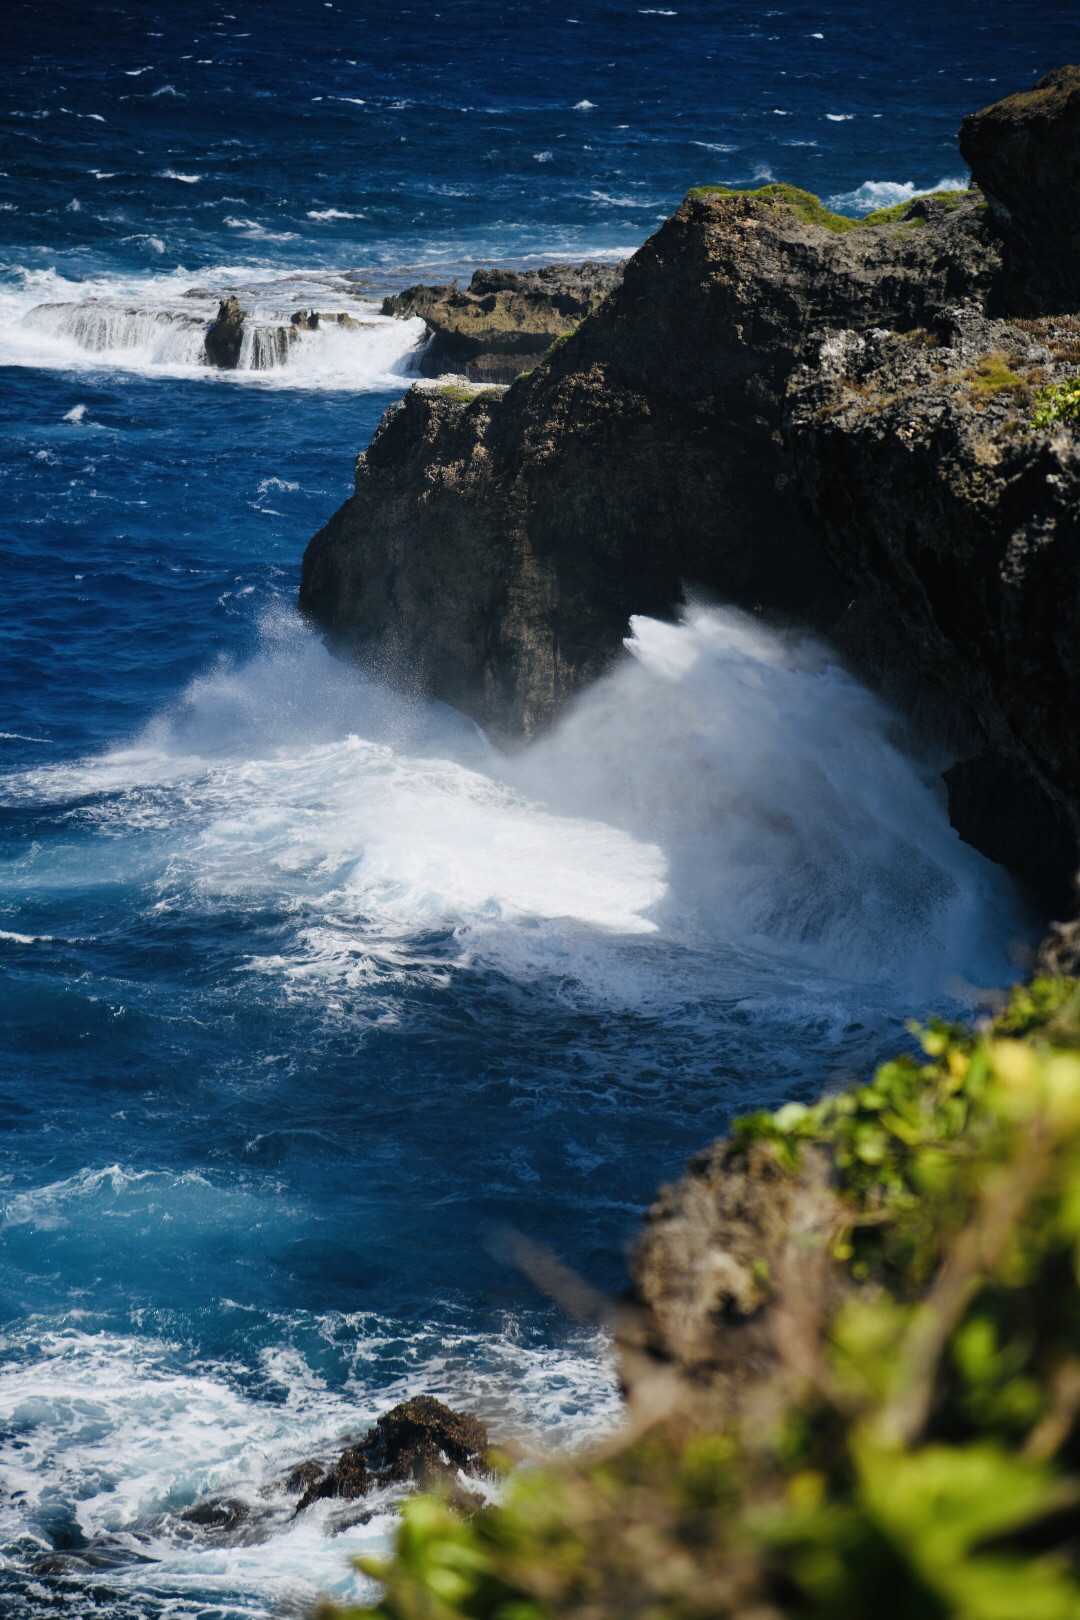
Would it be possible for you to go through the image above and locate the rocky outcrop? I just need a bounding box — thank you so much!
[618,1133,840,1430]
[786,312,1080,910]
[204,295,245,368]
[301,187,998,739]
[301,69,1080,905]
[960,65,1080,314]
[382,262,624,383]
[289,1396,488,1512]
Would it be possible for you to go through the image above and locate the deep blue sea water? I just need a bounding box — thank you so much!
[1,2,1075,1614]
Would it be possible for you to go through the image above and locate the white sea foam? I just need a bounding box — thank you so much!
[828,174,968,215]
[0,1305,617,1614]
[1,607,1025,1012]
[0,264,427,389]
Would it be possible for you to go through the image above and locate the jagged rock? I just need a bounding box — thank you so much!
[293,1395,488,1512]
[961,65,1080,313]
[204,295,245,368]
[301,187,999,739]
[382,261,624,381]
[785,309,1080,907]
[620,1134,840,1429]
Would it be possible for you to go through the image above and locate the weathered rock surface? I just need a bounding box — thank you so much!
[290,1395,488,1512]
[302,187,998,739]
[961,65,1080,314]
[786,311,1080,910]
[301,67,1080,904]
[204,294,245,368]
[382,261,624,383]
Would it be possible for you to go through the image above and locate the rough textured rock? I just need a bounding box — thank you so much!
[204,294,245,368]
[961,65,1080,314]
[786,310,1080,910]
[302,188,999,739]
[618,1133,842,1431]
[293,1395,488,1511]
[382,261,624,383]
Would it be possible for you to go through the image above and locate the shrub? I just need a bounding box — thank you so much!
[1034,379,1080,428]
[320,978,1080,1620]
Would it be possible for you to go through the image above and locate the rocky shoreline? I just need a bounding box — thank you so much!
[300,67,1080,912]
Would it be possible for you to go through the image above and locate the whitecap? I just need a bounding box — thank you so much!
[573,99,596,108]
[825,112,854,121]
[158,168,202,183]
[828,175,968,215]
[306,208,365,220]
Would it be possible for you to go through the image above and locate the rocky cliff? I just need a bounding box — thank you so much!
[301,185,998,734]
[301,71,1080,907]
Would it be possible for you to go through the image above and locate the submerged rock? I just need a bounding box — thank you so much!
[382,261,623,382]
[204,295,245,368]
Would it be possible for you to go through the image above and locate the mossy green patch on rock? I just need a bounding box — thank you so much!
[686,181,860,231]
[685,183,975,235]
[963,349,1028,403]
[861,188,971,225]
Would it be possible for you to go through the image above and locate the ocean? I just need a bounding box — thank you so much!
[0,1,1073,1613]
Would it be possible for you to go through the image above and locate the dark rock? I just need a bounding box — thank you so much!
[204,295,245,368]
[960,66,1080,313]
[382,261,624,381]
[301,187,999,739]
[944,754,1078,916]
[371,1394,488,1485]
[277,1458,325,1495]
[785,309,1080,904]
[179,1495,251,1531]
[296,1442,371,1510]
[293,1395,488,1513]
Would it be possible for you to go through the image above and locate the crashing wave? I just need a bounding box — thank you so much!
[5,276,427,389]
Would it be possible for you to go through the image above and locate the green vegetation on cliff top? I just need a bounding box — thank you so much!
[320,973,1080,1620]
[685,181,972,232]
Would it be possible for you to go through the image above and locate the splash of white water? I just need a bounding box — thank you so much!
[2,605,1026,1004]
[0,265,427,389]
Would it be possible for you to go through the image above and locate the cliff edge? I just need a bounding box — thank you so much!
[301,70,1080,907]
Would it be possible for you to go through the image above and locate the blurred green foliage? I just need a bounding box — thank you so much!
[1034,379,1080,427]
[320,977,1080,1620]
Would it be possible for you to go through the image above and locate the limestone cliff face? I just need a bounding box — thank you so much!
[787,313,1080,911]
[301,189,998,739]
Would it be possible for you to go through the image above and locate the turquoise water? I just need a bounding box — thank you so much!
[0,2,1070,1613]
